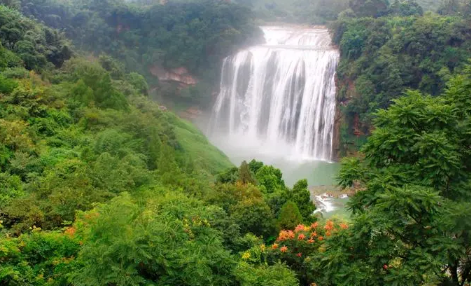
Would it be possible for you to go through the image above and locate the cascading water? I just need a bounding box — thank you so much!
[209,26,339,164]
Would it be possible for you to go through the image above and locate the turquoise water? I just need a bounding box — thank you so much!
[259,158,341,187]
[212,142,341,187]
[208,137,348,218]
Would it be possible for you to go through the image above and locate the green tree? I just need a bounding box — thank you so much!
[290,179,316,222]
[73,193,238,286]
[238,160,256,185]
[231,197,275,238]
[254,165,286,194]
[216,167,239,184]
[234,262,299,286]
[126,72,149,95]
[349,0,389,17]
[276,201,303,230]
[388,0,423,15]
[331,67,471,285]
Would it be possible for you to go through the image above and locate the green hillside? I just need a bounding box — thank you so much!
[1,0,471,285]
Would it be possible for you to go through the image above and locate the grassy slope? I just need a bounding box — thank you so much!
[170,114,234,175]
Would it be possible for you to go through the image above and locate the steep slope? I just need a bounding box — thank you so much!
[0,5,232,234]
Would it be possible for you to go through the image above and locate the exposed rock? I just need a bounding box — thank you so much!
[179,107,202,120]
[149,65,197,87]
[116,24,129,34]
[332,103,342,161]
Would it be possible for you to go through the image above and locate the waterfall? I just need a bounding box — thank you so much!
[209,26,339,161]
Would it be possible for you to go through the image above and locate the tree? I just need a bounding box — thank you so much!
[73,193,238,285]
[333,66,471,285]
[254,165,286,194]
[388,0,423,16]
[290,179,316,222]
[276,201,303,230]
[216,167,239,184]
[349,0,389,17]
[127,72,149,95]
[234,262,299,286]
[231,197,276,238]
[238,160,256,185]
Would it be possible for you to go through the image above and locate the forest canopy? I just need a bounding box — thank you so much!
[1,0,471,285]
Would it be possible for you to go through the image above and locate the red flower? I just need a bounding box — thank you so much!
[297,253,302,257]
[324,220,334,231]
[340,223,349,229]
[65,227,76,237]
[295,224,305,232]
[272,243,279,250]
[310,231,317,237]
[318,236,324,241]
[278,230,295,241]
[311,222,319,229]
[383,264,388,270]
[298,234,306,240]
[287,230,295,239]
[308,239,315,243]
[280,246,288,253]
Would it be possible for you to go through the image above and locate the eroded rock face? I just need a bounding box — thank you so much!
[150,65,197,86]
[332,104,342,161]
[179,107,203,120]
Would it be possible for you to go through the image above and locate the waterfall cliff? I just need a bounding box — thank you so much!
[209,26,339,161]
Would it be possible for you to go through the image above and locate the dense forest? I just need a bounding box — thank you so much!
[1,0,471,285]
[330,0,471,154]
[5,0,263,106]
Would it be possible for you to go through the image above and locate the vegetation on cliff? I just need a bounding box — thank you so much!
[326,0,471,155]
[1,0,471,285]
[6,0,262,106]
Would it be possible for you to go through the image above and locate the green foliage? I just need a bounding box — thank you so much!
[276,201,303,230]
[438,0,471,16]
[0,172,23,207]
[127,72,149,95]
[238,160,256,185]
[0,9,234,237]
[0,44,22,70]
[234,262,299,286]
[0,230,80,285]
[216,166,239,184]
[14,0,262,107]
[333,13,471,145]
[73,193,237,286]
[255,165,286,194]
[235,0,349,24]
[389,0,424,16]
[5,0,471,285]
[0,5,72,70]
[337,157,364,188]
[66,58,129,110]
[333,66,471,285]
[0,74,18,93]
[349,0,389,17]
[171,115,233,177]
[209,183,276,238]
[290,179,316,222]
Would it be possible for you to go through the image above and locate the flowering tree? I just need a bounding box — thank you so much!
[239,220,349,285]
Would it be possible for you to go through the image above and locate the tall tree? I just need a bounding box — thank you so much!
[332,66,471,285]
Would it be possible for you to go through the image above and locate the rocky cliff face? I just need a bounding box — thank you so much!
[332,104,342,161]
[150,65,198,87]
